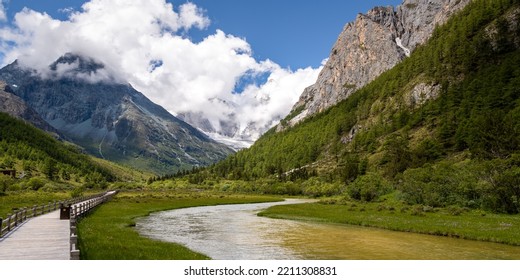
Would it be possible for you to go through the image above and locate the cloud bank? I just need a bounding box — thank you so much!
[0,0,321,146]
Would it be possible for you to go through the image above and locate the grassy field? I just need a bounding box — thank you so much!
[0,191,72,218]
[77,191,282,259]
[259,200,520,246]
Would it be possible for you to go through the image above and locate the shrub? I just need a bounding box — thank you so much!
[301,177,343,197]
[27,177,46,191]
[448,206,464,216]
[411,205,425,216]
[399,161,481,207]
[71,186,85,198]
[347,173,392,202]
[480,163,520,214]
[0,174,15,194]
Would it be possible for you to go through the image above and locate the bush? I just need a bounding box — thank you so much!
[27,177,46,191]
[71,186,85,198]
[480,163,520,214]
[399,161,481,207]
[0,174,15,194]
[346,173,392,202]
[302,177,343,197]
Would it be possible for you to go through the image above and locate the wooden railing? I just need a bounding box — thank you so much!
[69,191,117,260]
[0,191,117,260]
[0,192,115,239]
[0,201,60,238]
[1,198,79,238]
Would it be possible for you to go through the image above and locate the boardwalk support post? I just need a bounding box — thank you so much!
[70,234,80,260]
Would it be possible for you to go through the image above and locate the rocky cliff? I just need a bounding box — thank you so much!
[283,0,471,128]
[0,80,58,133]
[0,54,233,174]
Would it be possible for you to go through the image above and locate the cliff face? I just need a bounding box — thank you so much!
[284,0,471,128]
[0,81,58,134]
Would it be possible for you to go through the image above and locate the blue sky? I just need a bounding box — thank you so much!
[2,0,402,69]
[0,0,403,144]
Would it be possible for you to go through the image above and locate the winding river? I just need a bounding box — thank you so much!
[136,199,520,259]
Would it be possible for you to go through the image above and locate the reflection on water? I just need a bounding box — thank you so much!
[136,200,520,260]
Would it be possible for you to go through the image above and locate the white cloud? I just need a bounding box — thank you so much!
[58,7,75,15]
[0,2,6,22]
[0,0,321,145]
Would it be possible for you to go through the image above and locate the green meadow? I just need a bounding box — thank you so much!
[76,191,281,259]
[259,198,520,246]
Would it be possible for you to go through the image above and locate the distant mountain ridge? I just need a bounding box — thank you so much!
[177,97,276,151]
[0,54,233,175]
[281,0,471,128]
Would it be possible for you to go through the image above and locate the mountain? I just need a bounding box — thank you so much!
[0,54,233,175]
[177,98,273,151]
[198,0,520,213]
[0,81,58,134]
[177,98,255,150]
[281,0,471,129]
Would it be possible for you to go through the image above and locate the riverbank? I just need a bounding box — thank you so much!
[77,191,282,259]
[258,200,520,246]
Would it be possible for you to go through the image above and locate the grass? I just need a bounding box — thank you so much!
[258,200,520,246]
[90,157,153,183]
[0,191,72,218]
[77,191,282,259]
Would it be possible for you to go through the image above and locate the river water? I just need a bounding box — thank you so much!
[136,199,520,260]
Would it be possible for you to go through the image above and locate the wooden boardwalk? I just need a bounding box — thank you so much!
[0,191,116,260]
[0,210,70,260]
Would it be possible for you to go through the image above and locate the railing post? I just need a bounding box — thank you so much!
[70,234,80,260]
[0,217,3,237]
[32,206,37,218]
[14,211,19,227]
[6,215,11,231]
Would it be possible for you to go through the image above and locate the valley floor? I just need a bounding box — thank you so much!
[4,190,519,259]
[77,190,520,260]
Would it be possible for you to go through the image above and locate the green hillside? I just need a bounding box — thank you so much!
[182,0,520,213]
[0,112,118,193]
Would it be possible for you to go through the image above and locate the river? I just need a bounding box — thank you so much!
[136,199,520,259]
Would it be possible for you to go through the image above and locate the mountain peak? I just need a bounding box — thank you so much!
[0,55,234,175]
[283,0,471,129]
[45,53,117,83]
[49,53,105,74]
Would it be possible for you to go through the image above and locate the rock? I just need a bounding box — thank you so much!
[285,0,471,127]
[0,80,58,134]
[406,82,441,108]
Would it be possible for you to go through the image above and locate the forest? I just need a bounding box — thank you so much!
[0,112,115,194]
[160,0,520,213]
